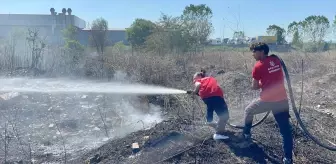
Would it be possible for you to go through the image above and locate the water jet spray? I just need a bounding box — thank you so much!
[0,78,187,95]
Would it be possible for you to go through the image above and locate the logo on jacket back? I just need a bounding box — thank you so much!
[268,60,280,73]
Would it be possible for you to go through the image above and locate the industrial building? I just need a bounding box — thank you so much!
[79,28,128,46]
[0,8,128,46]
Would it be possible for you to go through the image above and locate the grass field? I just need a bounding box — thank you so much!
[0,42,336,163]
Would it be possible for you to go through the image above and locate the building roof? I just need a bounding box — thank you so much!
[0,13,86,28]
[0,13,126,31]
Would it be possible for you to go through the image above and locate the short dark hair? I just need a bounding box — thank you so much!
[249,42,269,55]
[194,70,206,79]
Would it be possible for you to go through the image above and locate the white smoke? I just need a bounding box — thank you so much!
[0,70,165,161]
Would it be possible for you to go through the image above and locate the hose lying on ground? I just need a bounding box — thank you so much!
[228,54,336,151]
[227,111,270,129]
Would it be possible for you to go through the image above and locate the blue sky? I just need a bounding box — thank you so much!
[1,0,336,40]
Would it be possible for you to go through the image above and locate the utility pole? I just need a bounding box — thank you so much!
[222,18,225,46]
[238,4,240,32]
[222,18,225,40]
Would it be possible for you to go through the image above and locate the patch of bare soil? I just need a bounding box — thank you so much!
[73,110,336,164]
[70,118,195,164]
[300,73,336,117]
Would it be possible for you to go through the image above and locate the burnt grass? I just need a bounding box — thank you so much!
[1,54,336,164]
[72,107,336,164]
[70,71,336,164]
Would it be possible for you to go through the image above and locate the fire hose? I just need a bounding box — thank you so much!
[272,54,336,151]
[229,54,336,151]
[189,54,336,151]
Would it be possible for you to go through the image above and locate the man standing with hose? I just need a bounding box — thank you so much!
[240,42,293,164]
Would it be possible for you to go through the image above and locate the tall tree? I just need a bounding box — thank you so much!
[233,31,244,39]
[62,25,78,41]
[266,25,286,44]
[332,15,336,39]
[157,13,183,29]
[89,18,108,78]
[62,25,84,66]
[145,13,187,54]
[301,15,330,43]
[126,18,156,48]
[90,17,108,55]
[288,21,303,46]
[181,4,213,48]
[26,28,46,73]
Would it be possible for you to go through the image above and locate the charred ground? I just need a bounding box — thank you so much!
[71,51,336,164]
[73,109,335,164]
[1,49,336,164]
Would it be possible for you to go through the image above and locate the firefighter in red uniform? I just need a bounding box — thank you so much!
[188,70,230,140]
[241,42,293,164]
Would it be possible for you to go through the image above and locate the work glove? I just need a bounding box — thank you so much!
[186,90,199,96]
[186,90,193,94]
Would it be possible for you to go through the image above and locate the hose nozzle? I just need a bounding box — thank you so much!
[186,90,193,94]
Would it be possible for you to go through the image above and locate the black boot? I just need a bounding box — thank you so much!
[236,133,253,148]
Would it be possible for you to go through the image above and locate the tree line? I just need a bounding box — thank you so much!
[124,4,336,53]
[267,15,332,49]
[126,4,214,55]
[62,4,336,56]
